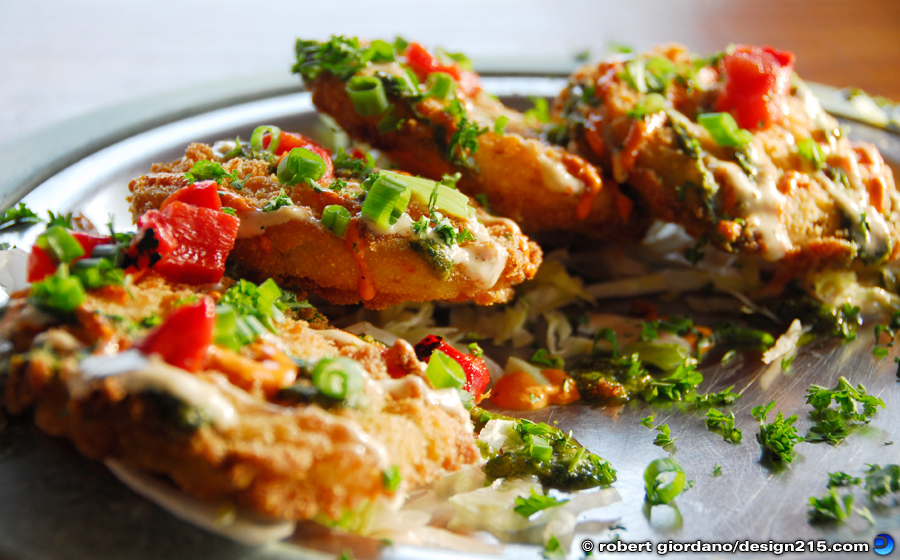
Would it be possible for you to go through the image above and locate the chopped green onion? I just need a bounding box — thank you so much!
[494,115,509,134]
[382,465,402,491]
[311,357,366,400]
[361,175,411,228]
[71,258,124,290]
[425,72,457,100]
[250,125,282,154]
[276,147,327,186]
[364,39,396,63]
[797,137,825,169]
[30,265,85,312]
[525,434,554,461]
[346,76,389,117]
[321,205,351,237]
[425,350,466,390]
[628,92,667,119]
[644,457,686,505]
[35,226,85,264]
[386,171,471,219]
[697,112,754,148]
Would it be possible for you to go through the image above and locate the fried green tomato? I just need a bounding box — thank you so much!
[554,43,900,273]
[293,36,648,240]
[128,135,541,309]
[1,274,481,523]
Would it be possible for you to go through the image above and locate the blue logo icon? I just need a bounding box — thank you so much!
[874,534,894,556]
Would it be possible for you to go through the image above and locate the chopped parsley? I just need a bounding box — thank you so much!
[644,358,703,403]
[827,471,861,488]
[214,278,309,350]
[864,464,900,502]
[640,414,655,429]
[0,203,42,230]
[543,535,565,560]
[873,310,900,358]
[712,464,723,477]
[653,423,677,449]
[705,409,742,443]
[332,147,375,178]
[382,465,402,491]
[293,36,369,82]
[692,386,741,407]
[808,488,854,523]
[530,348,565,369]
[752,401,804,464]
[513,487,569,518]
[805,377,884,445]
[46,211,74,229]
[262,189,294,212]
[446,99,488,167]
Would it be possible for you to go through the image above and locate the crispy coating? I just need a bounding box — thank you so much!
[555,44,900,272]
[128,143,542,309]
[307,74,649,240]
[0,276,480,522]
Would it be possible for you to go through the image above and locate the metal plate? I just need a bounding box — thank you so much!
[1,77,898,560]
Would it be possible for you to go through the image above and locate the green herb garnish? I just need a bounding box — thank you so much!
[513,487,569,518]
[752,401,803,464]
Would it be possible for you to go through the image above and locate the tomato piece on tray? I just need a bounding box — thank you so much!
[160,180,222,211]
[130,200,239,284]
[27,231,112,282]
[715,45,795,131]
[136,298,216,372]
[414,334,491,403]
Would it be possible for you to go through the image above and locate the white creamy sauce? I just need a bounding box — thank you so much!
[816,170,890,258]
[237,206,317,238]
[375,376,470,425]
[362,61,410,80]
[525,140,585,195]
[316,328,364,347]
[74,351,238,428]
[447,242,506,290]
[707,158,793,261]
[478,213,522,235]
[363,212,414,237]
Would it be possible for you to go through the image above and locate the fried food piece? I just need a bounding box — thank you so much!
[554,43,900,272]
[1,275,480,522]
[294,37,648,240]
[129,139,541,309]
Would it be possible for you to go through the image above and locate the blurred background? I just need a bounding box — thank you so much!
[2,0,899,147]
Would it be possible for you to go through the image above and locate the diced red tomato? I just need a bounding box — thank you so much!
[715,45,795,131]
[130,201,240,284]
[414,334,491,403]
[160,180,221,211]
[403,43,482,97]
[136,298,215,372]
[27,231,113,282]
[266,131,334,181]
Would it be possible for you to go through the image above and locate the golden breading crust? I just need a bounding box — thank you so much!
[555,44,900,272]
[1,276,480,522]
[308,75,649,240]
[128,143,542,309]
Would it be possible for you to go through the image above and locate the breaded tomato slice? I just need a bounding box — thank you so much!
[554,43,900,273]
[293,36,648,240]
[128,133,541,309]
[1,273,480,523]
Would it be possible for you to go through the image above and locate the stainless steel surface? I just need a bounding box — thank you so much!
[1,77,898,560]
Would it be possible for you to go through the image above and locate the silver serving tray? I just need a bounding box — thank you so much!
[1,76,898,560]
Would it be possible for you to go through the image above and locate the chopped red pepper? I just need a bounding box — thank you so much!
[136,298,216,372]
[404,43,481,96]
[27,231,112,282]
[267,131,334,181]
[414,334,491,403]
[160,180,221,211]
[129,200,240,284]
[715,45,795,131]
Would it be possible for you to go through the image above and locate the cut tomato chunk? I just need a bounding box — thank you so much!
[160,180,221,211]
[414,334,491,403]
[131,201,239,284]
[27,231,112,282]
[136,298,216,372]
[715,45,795,131]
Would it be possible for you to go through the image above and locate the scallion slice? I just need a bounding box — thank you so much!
[311,357,366,400]
[361,175,410,228]
[379,171,470,220]
[425,350,466,390]
[644,457,686,505]
[250,125,282,154]
[797,137,825,169]
[30,265,85,312]
[276,147,327,186]
[35,226,85,264]
[321,205,351,237]
[346,76,389,117]
[697,112,754,148]
[425,71,457,100]
[525,434,554,461]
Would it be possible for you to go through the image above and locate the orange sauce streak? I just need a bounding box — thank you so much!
[205,343,298,398]
[344,221,376,301]
[489,369,580,410]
